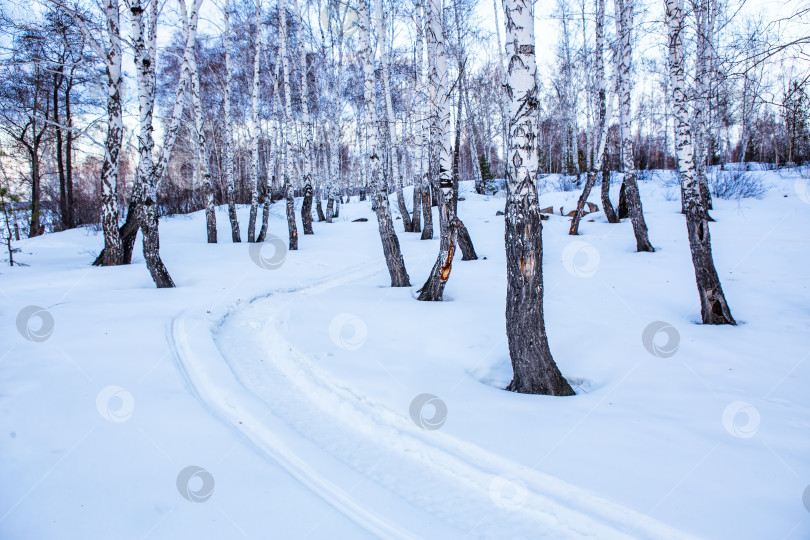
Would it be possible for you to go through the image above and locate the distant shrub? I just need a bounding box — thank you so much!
[555,174,578,192]
[636,169,653,183]
[709,170,768,200]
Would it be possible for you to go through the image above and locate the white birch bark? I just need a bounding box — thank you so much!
[492,0,510,177]
[79,0,123,265]
[279,0,298,249]
[595,0,618,223]
[247,0,262,242]
[374,0,412,232]
[295,0,314,234]
[692,0,714,209]
[324,8,345,222]
[257,55,281,243]
[189,45,216,243]
[415,0,433,240]
[128,0,200,287]
[416,0,457,301]
[358,0,410,287]
[560,4,580,176]
[223,0,241,241]
[503,0,574,395]
[665,0,735,325]
[614,0,654,252]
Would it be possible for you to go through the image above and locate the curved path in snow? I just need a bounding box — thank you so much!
[169,262,697,539]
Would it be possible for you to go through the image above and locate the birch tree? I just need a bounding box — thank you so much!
[247,0,262,242]
[692,0,715,210]
[257,56,281,243]
[503,0,574,396]
[492,0,510,180]
[74,0,124,263]
[189,40,216,243]
[358,0,410,287]
[279,0,299,249]
[557,0,580,176]
[296,0,314,235]
[596,0,618,223]
[569,78,614,235]
[614,0,654,252]
[665,0,735,325]
[321,0,349,222]
[416,0,458,301]
[127,0,204,287]
[223,0,241,241]
[375,0,413,233]
[415,0,434,240]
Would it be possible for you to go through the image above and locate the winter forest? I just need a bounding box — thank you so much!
[1,0,809,536]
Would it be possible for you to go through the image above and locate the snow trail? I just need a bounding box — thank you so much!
[171,262,697,539]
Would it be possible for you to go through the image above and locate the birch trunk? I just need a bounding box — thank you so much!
[417,0,457,301]
[279,0,298,249]
[130,0,203,287]
[325,20,344,223]
[503,0,574,396]
[100,0,123,264]
[692,0,713,211]
[595,0,618,223]
[570,86,614,234]
[492,0,510,178]
[665,0,735,325]
[247,0,262,242]
[223,0,241,241]
[257,60,280,243]
[359,117,368,201]
[462,83,484,192]
[359,0,410,287]
[615,0,654,252]
[560,5,580,176]
[375,0,412,232]
[415,0,433,240]
[296,0,314,235]
[190,47,216,243]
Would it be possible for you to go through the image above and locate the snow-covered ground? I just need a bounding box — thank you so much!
[2,171,809,539]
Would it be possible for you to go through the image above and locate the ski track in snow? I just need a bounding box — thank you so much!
[170,260,699,540]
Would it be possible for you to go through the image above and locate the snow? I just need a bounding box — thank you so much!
[1,171,809,539]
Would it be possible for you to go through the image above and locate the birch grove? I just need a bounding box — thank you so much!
[3,0,802,353]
